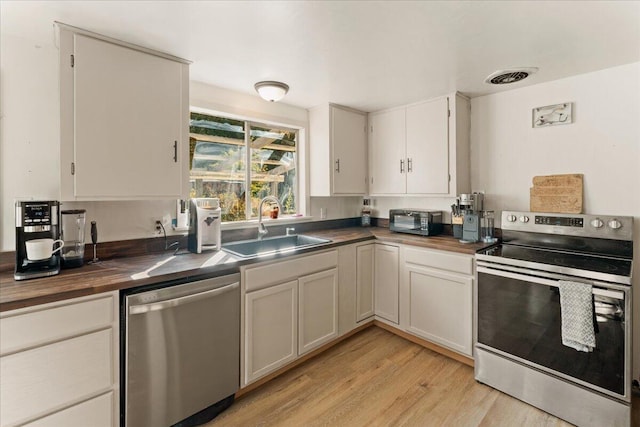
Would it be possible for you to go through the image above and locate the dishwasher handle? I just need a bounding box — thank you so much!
[129,281,239,315]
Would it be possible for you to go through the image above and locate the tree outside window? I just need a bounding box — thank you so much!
[189,112,297,222]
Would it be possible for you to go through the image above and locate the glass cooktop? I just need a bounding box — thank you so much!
[478,244,633,279]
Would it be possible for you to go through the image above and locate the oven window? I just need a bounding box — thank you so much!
[477,272,625,395]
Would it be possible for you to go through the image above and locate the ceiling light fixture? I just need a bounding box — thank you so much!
[254,81,289,102]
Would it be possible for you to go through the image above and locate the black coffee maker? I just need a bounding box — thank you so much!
[15,200,62,280]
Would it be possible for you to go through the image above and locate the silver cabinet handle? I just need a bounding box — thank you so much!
[400,159,405,173]
[335,158,340,172]
[407,158,413,173]
[129,282,239,315]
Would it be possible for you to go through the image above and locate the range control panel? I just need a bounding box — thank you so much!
[502,211,633,241]
[534,216,584,227]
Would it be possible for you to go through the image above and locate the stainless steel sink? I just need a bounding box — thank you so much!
[221,235,332,258]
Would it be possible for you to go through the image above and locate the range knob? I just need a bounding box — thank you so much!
[519,215,530,223]
[590,218,604,228]
[506,214,517,222]
[608,219,622,230]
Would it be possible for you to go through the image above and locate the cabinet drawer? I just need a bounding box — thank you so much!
[245,250,338,292]
[404,246,473,275]
[0,329,114,427]
[24,391,113,427]
[0,295,115,356]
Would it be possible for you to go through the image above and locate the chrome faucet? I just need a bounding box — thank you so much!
[257,196,282,239]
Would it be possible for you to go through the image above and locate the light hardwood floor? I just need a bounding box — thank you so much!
[208,325,635,427]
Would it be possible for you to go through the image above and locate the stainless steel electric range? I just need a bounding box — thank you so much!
[475,211,633,427]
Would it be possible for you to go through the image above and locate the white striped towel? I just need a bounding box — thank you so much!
[557,280,596,352]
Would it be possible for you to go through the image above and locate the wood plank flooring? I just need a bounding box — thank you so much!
[207,326,592,427]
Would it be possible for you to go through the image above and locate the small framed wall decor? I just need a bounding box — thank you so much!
[533,102,573,128]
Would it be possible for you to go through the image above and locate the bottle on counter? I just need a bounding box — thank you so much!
[361,198,371,227]
[270,205,279,219]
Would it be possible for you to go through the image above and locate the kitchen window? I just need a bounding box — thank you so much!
[189,112,298,222]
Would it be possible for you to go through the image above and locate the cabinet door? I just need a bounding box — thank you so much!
[24,392,113,427]
[73,34,184,198]
[369,109,406,194]
[356,244,374,322]
[244,281,297,384]
[298,269,338,355]
[331,107,367,194]
[337,245,357,336]
[0,329,113,427]
[374,244,399,324]
[406,98,449,194]
[405,264,472,356]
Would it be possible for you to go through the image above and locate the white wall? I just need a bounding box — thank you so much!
[0,33,61,251]
[470,61,640,382]
[0,31,361,251]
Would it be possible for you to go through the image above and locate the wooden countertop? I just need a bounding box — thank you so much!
[0,227,490,312]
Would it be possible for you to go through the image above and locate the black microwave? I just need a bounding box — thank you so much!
[389,209,443,236]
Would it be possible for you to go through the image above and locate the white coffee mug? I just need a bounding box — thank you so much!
[25,238,65,261]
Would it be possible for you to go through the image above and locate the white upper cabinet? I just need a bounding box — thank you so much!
[309,104,367,196]
[405,98,449,194]
[58,25,190,200]
[369,108,406,194]
[368,93,470,197]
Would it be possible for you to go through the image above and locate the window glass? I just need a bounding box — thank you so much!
[189,112,297,222]
[249,123,297,218]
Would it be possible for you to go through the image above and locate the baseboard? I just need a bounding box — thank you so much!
[373,320,474,367]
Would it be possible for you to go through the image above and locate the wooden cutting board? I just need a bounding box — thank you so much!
[530,174,583,213]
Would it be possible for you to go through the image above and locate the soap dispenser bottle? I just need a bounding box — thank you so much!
[361,198,371,227]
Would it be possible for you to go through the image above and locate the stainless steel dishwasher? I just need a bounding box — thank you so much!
[123,273,240,427]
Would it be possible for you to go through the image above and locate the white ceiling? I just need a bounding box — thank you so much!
[2,1,639,112]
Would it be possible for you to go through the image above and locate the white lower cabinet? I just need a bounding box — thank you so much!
[401,246,474,357]
[405,264,473,355]
[242,242,475,388]
[0,292,119,427]
[242,250,339,386]
[374,243,400,324]
[356,244,375,322]
[244,281,298,384]
[337,242,375,337]
[298,269,338,355]
[24,392,114,427]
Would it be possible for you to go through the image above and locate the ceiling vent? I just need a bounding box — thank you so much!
[485,67,538,85]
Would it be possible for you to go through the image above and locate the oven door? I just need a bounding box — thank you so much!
[476,263,631,401]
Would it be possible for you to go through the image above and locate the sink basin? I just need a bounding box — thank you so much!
[222,235,332,258]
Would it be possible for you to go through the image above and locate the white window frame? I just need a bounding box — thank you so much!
[190,106,309,229]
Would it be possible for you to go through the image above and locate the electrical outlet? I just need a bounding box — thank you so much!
[155,220,162,234]
[320,207,327,219]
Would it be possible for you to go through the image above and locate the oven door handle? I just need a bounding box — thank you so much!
[477,266,625,300]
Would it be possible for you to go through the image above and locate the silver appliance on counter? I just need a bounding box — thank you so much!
[389,209,443,236]
[475,211,633,427]
[188,198,222,253]
[123,273,240,427]
[452,192,485,242]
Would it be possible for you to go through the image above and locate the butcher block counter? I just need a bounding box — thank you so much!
[0,226,490,312]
